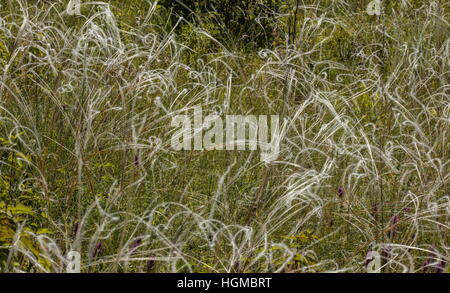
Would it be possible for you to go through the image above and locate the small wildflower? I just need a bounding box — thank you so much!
[146,257,156,272]
[337,187,345,198]
[129,237,142,253]
[388,214,399,239]
[422,246,446,273]
[93,242,102,258]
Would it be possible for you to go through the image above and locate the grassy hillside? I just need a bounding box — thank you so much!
[0,0,448,272]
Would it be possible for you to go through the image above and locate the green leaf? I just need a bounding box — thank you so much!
[36,228,52,235]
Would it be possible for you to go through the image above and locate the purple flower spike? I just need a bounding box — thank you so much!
[388,214,400,239]
[146,257,156,272]
[93,242,103,257]
[422,246,446,273]
[337,187,345,198]
[129,238,142,252]
[390,214,399,225]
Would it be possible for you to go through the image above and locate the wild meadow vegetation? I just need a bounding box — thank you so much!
[0,0,448,273]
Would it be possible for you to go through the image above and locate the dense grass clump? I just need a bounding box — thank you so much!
[0,0,448,272]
